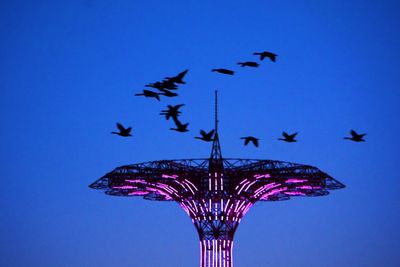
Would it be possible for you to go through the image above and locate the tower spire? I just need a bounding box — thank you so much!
[209,90,223,170]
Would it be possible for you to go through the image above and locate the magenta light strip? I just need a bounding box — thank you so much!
[237,181,250,194]
[184,179,198,191]
[209,173,212,191]
[284,191,306,196]
[112,185,136,189]
[200,241,203,267]
[161,174,178,179]
[254,174,271,179]
[230,241,233,267]
[224,199,230,212]
[296,185,322,190]
[286,178,307,183]
[244,180,257,192]
[126,179,146,184]
[128,191,148,196]
[253,183,280,198]
[259,186,288,199]
[242,203,253,215]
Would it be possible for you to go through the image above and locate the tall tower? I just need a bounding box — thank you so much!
[90,92,345,267]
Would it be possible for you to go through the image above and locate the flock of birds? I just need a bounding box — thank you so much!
[111,50,367,147]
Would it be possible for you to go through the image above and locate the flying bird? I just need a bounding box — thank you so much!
[278,132,298,142]
[344,130,366,142]
[135,89,161,101]
[165,69,189,84]
[195,129,215,142]
[170,119,189,132]
[212,68,235,75]
[158,88,178,97]
[240,136,259,147]
[160,104,184,120]
[111,123,132,137]
[237,61,259,67]
[146,80,178,90]
[253,51,277,62]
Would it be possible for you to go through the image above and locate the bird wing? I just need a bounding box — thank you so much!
[200,130,207,136]
[253,139,259,147]
[174,104,185,110]
[244,138,250,146]
[207,129,215,137]
[350,130,357,137]
[177,69,188,79]
[282,132,289,138]
[290,132,298,138]
[116,123,125,131]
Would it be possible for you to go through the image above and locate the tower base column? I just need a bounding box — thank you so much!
[200,239,233,267]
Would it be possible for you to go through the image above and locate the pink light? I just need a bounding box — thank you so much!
[297,185,322,190]
[286,178,307,183]
[244,181,257,192]
[259,187,287,199]
[239,179,248,185]
[128,191,148,196]
[254,174,271,179]
[253,183,279,198]
[112,185,136,189]
[285,191,306,196]
[200,241,203,267]
[126,179,146,184]
[237,181,250,194]
[184,179,198,191]
[242,203,253,215]
[161,174,178,179]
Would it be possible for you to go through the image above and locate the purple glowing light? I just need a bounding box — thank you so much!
[296,185,322,190]
[128,191,148,196]
[285,191,306,196]
[254,174,271,179]
[161,174,178,179]
[112,185,136,189]
[286,178,307,183]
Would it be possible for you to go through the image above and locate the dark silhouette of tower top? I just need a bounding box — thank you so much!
[209,90,223,171]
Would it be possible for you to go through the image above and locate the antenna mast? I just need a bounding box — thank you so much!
[215,90,219,134]
[209,90,223,170]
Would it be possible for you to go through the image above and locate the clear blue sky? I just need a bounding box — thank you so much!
[1,0,399,266]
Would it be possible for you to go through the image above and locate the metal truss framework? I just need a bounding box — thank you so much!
[90,91,345,266]
[90,147,345,267]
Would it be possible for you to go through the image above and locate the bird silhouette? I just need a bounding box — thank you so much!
[135,89,161,101]
[170,118,189,132]
[146,80,178,90]
[212,68,235,75]
[158,88,178,97]
[237,61,259,67]
[240,136,259,147]
[111,123,132,137]
[278,132,298,142]
[195,129,215,142]
[253,51,277,62]
[160,104,184,120]
[344,130,366,142]
[165,69,189,84]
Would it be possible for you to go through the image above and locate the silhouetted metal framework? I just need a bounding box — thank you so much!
[89,91,345,267]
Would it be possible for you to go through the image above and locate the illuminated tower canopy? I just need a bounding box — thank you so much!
[89,92,345,267]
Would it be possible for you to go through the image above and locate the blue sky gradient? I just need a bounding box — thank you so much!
[1,1,400,266]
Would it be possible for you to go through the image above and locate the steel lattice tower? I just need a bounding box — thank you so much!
[89,91,345,267]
